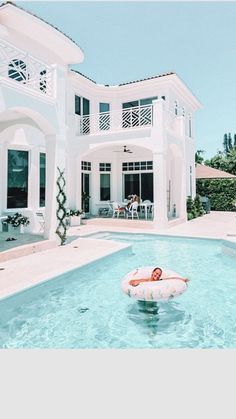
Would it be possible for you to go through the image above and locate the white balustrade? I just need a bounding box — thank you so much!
[0,39,54,97]
[76,104,153,136]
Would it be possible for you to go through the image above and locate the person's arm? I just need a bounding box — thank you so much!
[162,276,189,283]
[129,277,151,286]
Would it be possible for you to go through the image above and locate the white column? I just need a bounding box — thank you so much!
[152,99,168,228]
[153,152,168,227]
[44,135,66,241]
[0,143,6,214]
[178,116,187,221]
[91,160,99,215]
[28,146,40,211]
[111,158,119,202]
[76,157,82,211]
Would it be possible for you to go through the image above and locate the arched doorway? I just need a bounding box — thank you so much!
[0,107,58,239]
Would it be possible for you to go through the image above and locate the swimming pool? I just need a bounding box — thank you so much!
[0,232,236,348]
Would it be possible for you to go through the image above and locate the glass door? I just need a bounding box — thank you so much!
[141,173,153,201]
[123,173,153,201]
[124,174,140,199]
[81,172,90,213]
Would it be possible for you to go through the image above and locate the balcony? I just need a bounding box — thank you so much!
[0,39,54,98]
[75,104,153,136]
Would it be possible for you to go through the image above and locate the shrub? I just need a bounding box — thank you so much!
[187,212,195,220]
[196,179,236,211]
[6,212,30,228]
[186,197,198,218]
[67,209,83,217]
[194,194,205,216]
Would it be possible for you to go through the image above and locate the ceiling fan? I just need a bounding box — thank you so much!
[113,145,133,154]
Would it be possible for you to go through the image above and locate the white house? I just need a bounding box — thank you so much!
[0,2,201,240]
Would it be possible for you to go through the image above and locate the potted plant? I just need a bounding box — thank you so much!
[5,212,30,233]
[67,209,83,226]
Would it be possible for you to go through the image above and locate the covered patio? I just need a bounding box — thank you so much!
[68,140,186,226]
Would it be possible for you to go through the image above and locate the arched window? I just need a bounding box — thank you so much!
[8,59,27,82]
[174,100,178,116]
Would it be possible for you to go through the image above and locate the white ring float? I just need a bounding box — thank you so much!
[121,266,188,302]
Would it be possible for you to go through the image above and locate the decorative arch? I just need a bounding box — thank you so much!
[0,107,56,136]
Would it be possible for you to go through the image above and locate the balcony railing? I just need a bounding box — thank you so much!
[76,104,153,135]
[0,39,54,97]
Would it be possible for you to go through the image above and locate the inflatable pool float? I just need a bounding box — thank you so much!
[121,266,188,302]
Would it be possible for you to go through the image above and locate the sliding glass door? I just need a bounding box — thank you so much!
[141,173,153,201]
[123,173,153,201]
[124,174,140,198]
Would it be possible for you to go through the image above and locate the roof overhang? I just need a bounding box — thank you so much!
[0,2,84,65]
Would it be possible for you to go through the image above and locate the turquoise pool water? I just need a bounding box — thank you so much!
[0,233,236,348]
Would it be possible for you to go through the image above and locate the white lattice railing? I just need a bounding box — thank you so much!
[76,104,153,135]
[0,39,54,97]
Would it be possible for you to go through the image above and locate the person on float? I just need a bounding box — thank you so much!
[129,267,189,287]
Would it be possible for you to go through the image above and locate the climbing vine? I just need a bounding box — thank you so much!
[56,167,67,245]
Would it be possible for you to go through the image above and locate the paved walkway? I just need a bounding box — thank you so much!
[81,211,236,240]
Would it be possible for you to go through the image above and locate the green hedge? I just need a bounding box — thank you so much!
[196,178,236,211]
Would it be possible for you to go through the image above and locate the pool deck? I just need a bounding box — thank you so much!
[0,211,235,299]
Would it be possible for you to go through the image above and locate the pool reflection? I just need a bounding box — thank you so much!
[127,300,191,337]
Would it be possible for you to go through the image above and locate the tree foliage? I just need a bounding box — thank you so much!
[196,179,236,211]
[204,133,236,175]
[195,149,205,165]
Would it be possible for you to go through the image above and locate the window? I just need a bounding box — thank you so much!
[140,97,158,106]
[99,103,110,130]
[83,98,90,116]
[75,95,90,116]
[182,107,185,117]
[8,59,27,82]
[40,70,47,93]
[99,103,110,113]
[100,174,111,201]
[75,95,90,134]
[99,163,111,172]
[7,150,28,208]
[75,95,81,115]
[122,161,153,171]
[81,161,91,171]
[81,173,90,213]
[39,153,46,207]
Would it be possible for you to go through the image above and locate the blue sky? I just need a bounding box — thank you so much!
[17,1,236,158]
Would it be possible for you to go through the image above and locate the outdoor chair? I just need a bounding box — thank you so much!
[112,202,126,218]
[126,202,139,219]
[141,200,152,217]
[36,212,45,233]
